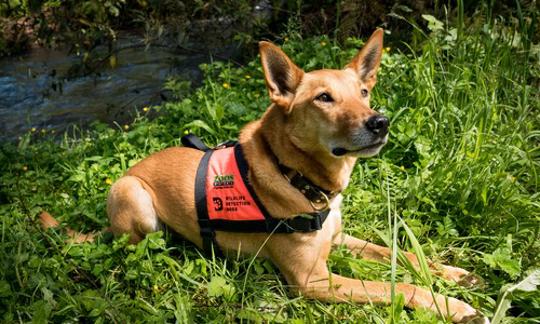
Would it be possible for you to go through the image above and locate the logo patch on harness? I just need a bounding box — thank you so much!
[206,147,266,221]
[213,174,234,188]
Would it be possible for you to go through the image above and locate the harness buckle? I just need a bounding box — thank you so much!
[215,140,237,149]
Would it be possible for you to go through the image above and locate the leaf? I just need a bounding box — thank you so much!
[237,308,261,322]
[108,5,120,17]
[31,300,51,324]
[491,297,512,324]
[508,269,540,293]
[207,276,227,297]
[207,276,235,300]
[483,247,521,279]
[41,287,57,309]
[491,270,540,324]
[184,120,216,135]
[414,136,432,164]
[388,292,405,324]
[146,232,166,250]
[109,54,117,68]
[0,280,11,297]
[422,14,444,32]
[401,219,433,286]
[395,5,413,13]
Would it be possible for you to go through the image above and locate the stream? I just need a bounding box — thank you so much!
[0,35,230,142]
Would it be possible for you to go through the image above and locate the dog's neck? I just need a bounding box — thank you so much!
[240,104,357,195]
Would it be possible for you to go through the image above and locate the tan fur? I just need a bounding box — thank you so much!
[43,29,488,323]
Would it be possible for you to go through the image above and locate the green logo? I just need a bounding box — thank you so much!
[213,174,234,188]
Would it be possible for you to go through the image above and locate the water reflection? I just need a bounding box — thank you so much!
[0,35,211,141]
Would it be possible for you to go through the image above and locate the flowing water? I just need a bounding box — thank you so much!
[0,35,222,142]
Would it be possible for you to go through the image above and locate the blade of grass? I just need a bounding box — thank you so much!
[400,218,446,320]
[386,167,400,323]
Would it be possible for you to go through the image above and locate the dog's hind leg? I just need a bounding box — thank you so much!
[107,176,160,244]
[39,211,99,243]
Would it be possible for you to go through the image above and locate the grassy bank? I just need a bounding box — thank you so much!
[1,13,539,323]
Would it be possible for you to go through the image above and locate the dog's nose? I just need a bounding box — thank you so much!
[366,115,389,135]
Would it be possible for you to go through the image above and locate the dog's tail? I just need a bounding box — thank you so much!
[39,211,106,243]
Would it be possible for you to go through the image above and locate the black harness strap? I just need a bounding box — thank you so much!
[194,149,222,256]
[182,134,211,152]
[205,210,330,233]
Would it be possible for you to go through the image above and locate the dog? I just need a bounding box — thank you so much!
[42,29,488,323]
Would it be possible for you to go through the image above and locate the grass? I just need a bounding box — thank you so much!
[1,10,539,323]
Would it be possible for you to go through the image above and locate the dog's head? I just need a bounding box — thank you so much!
[259,29,388,159]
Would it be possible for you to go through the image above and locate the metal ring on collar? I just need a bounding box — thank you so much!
[309,191,330,211]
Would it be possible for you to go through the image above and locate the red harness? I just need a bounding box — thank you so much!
[205,147,266,222]
[182,134,330,255]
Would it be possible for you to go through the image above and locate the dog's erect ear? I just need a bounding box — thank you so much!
[259,41,304,110]
[346,28,384,90]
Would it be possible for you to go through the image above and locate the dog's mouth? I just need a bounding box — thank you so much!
[331,139,387,157]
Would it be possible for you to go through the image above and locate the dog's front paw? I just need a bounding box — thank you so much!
[440,265,484,288]
[459,312,490,324]
[444,297,488,324]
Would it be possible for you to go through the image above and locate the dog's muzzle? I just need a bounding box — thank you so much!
[331,115,389,157]
[365,115,389,136]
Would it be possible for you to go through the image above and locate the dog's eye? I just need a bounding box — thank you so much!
[361,89,369,98]
[316,92,334,102]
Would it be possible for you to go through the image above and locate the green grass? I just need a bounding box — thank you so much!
[1,12,539,323]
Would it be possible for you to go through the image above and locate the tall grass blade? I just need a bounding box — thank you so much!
[399,218,445,319]
[386,170,400,323]
[399,219,433,286]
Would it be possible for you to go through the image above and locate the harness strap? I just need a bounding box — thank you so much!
[194,149,223,256]
[182,134,211,152]
[204,210,330,233]
[234,144,273,219]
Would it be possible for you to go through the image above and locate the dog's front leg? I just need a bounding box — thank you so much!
[332,233,480,287]
[270,232,485,323]
[285,261,484,323]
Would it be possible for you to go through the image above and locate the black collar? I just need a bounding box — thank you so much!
[278,164,337,210]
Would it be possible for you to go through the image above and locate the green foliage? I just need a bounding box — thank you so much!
[1,9,539,323]
[2,0,126,50]
[491,269,540,324]
[0,0,258,65]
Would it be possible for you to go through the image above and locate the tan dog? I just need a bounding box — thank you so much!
[46,29,487,323]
